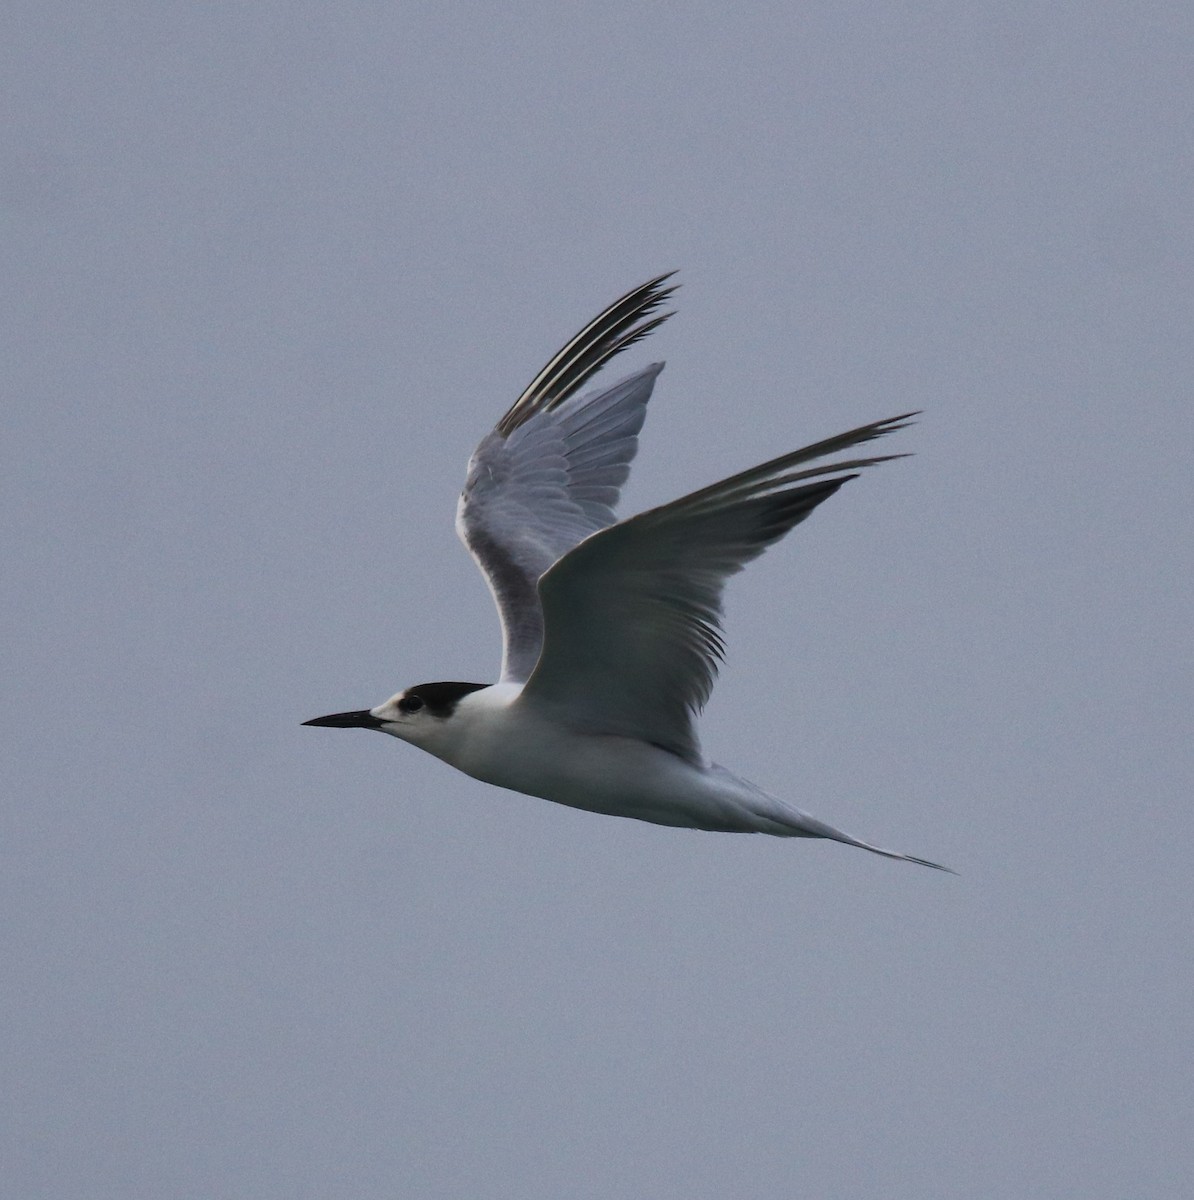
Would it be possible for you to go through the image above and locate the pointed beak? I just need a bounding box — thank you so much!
[302,709,385,730]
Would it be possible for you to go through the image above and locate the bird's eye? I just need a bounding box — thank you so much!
[398,695,424,714]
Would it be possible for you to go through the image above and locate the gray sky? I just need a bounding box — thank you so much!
[4,3,1192,1197]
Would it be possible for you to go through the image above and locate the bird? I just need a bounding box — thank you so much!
[305,273,951,871]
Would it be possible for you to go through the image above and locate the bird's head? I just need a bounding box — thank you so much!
[303,681,489,750]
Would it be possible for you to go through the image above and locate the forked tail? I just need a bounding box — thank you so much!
[816,824,956,873]
[720,769,955,872]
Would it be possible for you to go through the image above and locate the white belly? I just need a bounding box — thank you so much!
[439,704,747,830]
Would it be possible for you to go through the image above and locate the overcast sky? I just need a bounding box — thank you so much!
[4,3,1192,1197]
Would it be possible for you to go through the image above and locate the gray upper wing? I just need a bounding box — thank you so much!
[518,414,918,762]
[456,274,677,682]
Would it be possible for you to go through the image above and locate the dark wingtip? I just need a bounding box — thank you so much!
[497,272,682,436]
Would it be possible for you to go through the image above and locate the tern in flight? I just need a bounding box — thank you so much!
[305,274,950,871]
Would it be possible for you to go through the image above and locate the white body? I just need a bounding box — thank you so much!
[368,684,936,863]
[387,683,752,830]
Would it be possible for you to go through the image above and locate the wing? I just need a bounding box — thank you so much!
[456,274,677,683]
[519,413,918,762]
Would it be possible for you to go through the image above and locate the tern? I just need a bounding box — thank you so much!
[305,274,950,871]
